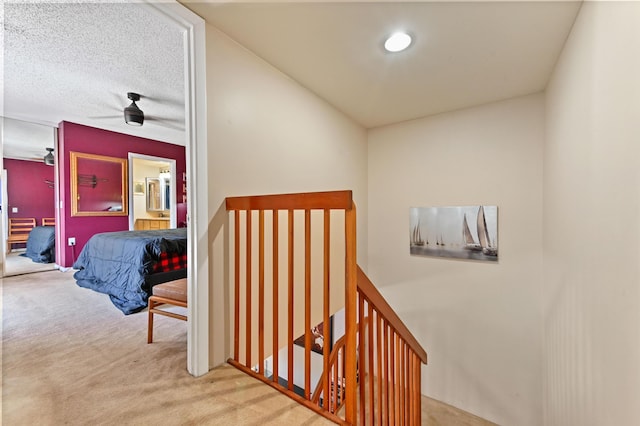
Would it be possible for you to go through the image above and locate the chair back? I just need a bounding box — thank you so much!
[9,218,36,237]
[42,218,55,226]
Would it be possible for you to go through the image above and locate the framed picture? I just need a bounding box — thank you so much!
[410,205,498,262]
[294,316,333,355]
[133,181,145,195]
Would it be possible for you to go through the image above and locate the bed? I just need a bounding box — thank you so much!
[22,225,56,263]
[73,228,187,314]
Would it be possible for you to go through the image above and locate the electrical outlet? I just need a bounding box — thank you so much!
[68,237,76,246]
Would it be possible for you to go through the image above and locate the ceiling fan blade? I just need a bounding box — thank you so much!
[145,117,185,131]
[140,95,184,108]
[89,114,122,119]
[110,91,127,108]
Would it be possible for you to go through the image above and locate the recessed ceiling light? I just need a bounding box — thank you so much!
[384,32,412,53]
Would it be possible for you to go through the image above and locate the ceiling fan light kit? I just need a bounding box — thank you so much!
[124,92,144,126]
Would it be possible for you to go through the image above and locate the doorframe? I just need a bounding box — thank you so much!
[127,153,177,230]
[148,1,209,377]
[1,169,7,277]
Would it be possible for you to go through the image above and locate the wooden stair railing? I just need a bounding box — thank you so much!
[354,266,428,425]
[311,269,428,425]
[225,190,427,425]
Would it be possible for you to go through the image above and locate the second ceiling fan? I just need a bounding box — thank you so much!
[124,92,144,126]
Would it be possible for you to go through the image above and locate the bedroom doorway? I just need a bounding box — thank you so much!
[128,153,177,231]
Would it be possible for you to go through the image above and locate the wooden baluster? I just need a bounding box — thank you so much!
[411,351,422,424]
[404,342,413,424]
[410,350,415,424]
[393,330,401,425]
[400,340,406,425]
[384,321,390,426]
[399,340,403,426]
[234,210,240,362]
[258,210,265,375]
[390,330,396,426]
[330,347,345,413]
[304,209,311,399]
[287,210,294,392]
[368,301,374,424]
[376,311,383,425]
[415,350,420,424]
[272,209,279,383]
[358,294,366,425]
[323,209,331,410]
[246,210,252,368]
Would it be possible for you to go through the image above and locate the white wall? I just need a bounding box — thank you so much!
[204,24,368,367]
[543,2,640,425]
[368,94,544,425]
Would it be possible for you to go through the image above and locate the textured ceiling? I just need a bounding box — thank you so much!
[3,1,582,162]
[3,2,185,161]
[184,1,581,129]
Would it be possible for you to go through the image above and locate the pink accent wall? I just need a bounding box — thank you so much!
[58,121,186,267]
[4,159,56,237]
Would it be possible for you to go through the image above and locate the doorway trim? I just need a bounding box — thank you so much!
[148,2,209,377]
[1,169,7,277]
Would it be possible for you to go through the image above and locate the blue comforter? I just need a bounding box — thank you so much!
[73,228,187,314]
[23,226,56,263]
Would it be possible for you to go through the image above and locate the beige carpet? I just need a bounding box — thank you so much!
[2,269,495,425]
[3,250,57,277]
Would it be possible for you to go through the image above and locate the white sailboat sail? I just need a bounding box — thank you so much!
[477,206,497,256]
[463,213,482,251]
[411,220,425,246]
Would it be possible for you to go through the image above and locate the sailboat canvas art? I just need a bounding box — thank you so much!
[410,205,498,262]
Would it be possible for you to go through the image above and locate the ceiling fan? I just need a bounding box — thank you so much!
[124,92,144,126]
[89,92,184,131]
[43,147,55,166]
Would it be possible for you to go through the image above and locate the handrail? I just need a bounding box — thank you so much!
[226,190,353,211]
[357,266,428,364]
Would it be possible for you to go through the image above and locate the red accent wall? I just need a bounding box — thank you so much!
[4,159,56,233]
[58,121,186,267]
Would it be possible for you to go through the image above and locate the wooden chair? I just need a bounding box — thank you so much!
[42,218,55,226]
[147,278,187,343]
[7,218,36,253]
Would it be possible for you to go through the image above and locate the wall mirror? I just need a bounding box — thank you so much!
[70,151,128,216]
[146,177,162,211]
[146,176,171,212]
